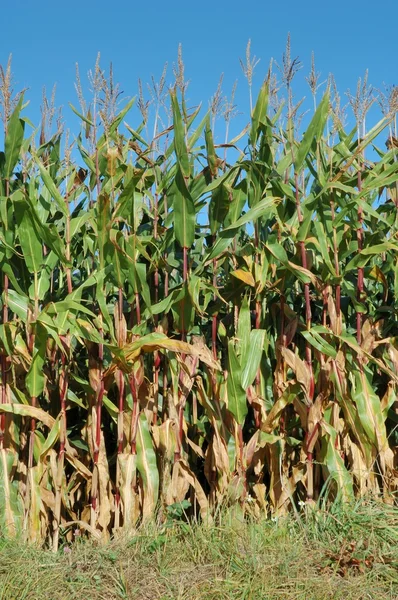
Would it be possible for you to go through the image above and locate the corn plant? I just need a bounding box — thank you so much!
[0,50,398,550]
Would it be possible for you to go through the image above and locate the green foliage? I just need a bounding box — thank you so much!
[0,53,397,548]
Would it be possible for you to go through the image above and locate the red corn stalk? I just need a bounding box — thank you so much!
[28,273,40,472]
[356,170,364,344]
[92,322,105,513]
[0,178,10,449]
[115,287,126,522]
[53,187,73,550]
[295,173,314,396]
[91,113,105,517]
[163,193,170,299]
[330,195,341,319]
[174,394,185,463]
[174,245,189,462]
[254,222,262,392]
[295,172,315,501]
[129,373,139,455]
[135,292,141,325]
[152,351,161,426]
[53,336,70,551]
[152,191,160,425]
[212,235,218,361]
[162,193,169,422]
[0,281,8,449]
[237,423,247,503]
[278,292,287,435]
[117,288,125,454]
[182,247,188,289]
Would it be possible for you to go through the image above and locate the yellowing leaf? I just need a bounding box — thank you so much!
[231,269,255,287]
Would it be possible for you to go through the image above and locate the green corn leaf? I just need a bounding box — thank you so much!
[37,251,59,300]
[26,324,47,398]
[225,196,279,231]
[68,102,94,127]
[209,185,230,236]
[321,420,354,502]
[103,395,118,422]
[35,313,65,353]
[96,193,111,269]
[6,289,28,320]
[313,220,336,275]
[296,208,314,243]
[236,297,251,361]
[206,196,278,261]
[295,91,329,173]
[4,94,25,180]
[0,448,24,536]
[173,167,195,249]
[227,340,248,425]
[351,367,388,452]
[172,284,194,334]
[14,201,43,274]
[250,81,269,147]
[33,156,68,216]
[301,329,337,358]
[205,115,218,177]
[0,323,14,356]
[136,413,159,518]
[39,416,61,461]
[241,329,266,390]
[25,196,67,264]
[108,96,136,134]
[188,108,209,150]
[170,90,190,179]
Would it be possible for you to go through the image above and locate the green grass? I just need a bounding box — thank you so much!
[0,499,397,599]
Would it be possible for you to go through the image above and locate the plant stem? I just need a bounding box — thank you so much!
[129,373,139,455]
[115,287,125,525]
[356,170,364,344]
[0,178,10,449]
[330,196,341,318]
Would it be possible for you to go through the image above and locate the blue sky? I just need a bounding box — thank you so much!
[1,0,397,142]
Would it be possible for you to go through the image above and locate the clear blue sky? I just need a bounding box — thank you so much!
[1,0,397,141]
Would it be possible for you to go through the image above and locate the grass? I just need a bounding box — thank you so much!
[0,499,397,599]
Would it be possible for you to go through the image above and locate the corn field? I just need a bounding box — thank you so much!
[1,48,398,549]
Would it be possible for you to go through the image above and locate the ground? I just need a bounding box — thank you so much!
[0,500,397,600]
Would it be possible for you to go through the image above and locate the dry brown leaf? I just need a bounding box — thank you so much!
[280,347,311,400]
